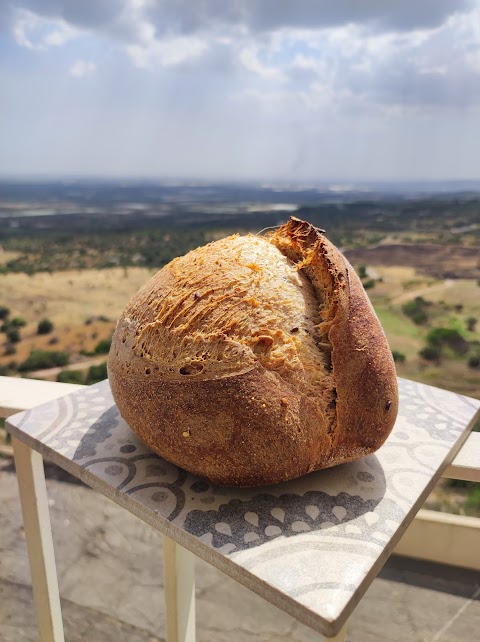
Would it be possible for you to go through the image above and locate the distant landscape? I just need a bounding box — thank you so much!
[1,179,479,514]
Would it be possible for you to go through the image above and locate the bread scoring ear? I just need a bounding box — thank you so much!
[270,217,398,468]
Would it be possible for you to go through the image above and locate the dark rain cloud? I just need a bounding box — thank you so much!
[1,0,473,38]
[1,0,123,30]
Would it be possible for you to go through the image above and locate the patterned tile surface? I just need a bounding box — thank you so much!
[7,378,479,636]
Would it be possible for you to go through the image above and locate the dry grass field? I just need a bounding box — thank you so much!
[2,262,479,396]
[0,267,157,371]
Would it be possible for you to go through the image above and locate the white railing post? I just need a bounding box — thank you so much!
[12,436,65,642]
[163,535,196,642]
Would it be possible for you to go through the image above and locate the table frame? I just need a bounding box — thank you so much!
[7,375,479,642]
[12,435,346,642]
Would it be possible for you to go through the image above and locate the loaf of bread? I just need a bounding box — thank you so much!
[108,217,398,486]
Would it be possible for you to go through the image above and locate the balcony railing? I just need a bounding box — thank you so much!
[1,374,479,574]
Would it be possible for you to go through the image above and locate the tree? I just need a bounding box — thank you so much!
[57,370,84,384]
[0,306,10,320]
[94,338,112,354]
[392,350,406,363]
[4,343,16,356]
[468,355,480,369]
[402,297,430,325]
[86,362,108,384]
[10,316,26,328]
[6,328,20,343]
[419,346,441,362]
[37,318,54,335]
[426,327,469,355]
[19,350,69,372]
[466,317,477,332]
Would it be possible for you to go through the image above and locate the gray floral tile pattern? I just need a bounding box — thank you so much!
[7,377,479,636]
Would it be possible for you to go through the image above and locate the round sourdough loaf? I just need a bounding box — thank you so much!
[108,217,398,486]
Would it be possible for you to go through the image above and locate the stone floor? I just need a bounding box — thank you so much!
[1,458,479,642]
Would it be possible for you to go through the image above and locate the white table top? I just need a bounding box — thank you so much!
[7,378,479,637]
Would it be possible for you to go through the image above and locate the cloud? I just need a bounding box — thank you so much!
[141,0,471,36]
[4,1,480,109]
[126,35,207,69]
[69,59,96,77]
[6,1,474,44]
[2,0,480,180]
[12,7,78,49]
[7,0,125,31]
[239,45,285,80]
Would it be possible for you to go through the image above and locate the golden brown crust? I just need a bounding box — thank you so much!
[108,364,332,486]
[108,216,398,486]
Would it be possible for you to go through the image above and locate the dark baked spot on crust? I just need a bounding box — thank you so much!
[385,400,392,411]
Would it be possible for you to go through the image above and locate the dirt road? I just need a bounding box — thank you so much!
[392,279,454,305]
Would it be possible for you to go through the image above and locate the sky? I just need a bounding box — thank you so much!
[1,0,480,182]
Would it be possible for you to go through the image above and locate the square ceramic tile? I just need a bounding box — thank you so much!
[7,378,479,636]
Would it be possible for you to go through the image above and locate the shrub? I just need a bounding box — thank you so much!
[468,355,480,369]
[419,346,441,362]
[19,350,69,372]
[402,297,430,325]
[11,316,26,328]
[358,265,367,279]
[4,343,16,356]
[0,306,10,320]
[392,350,406,363]
[57,370,84,384]
[37,318,54,335]
[466,317,478,332]
[412,310,428,324]
[363,279,375,289]
[6,329,20,343]
[426,327,469,354]
[94,338,112,354]
[86,362,108,385]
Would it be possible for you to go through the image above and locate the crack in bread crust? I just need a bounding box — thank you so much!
[269,218,341,441]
